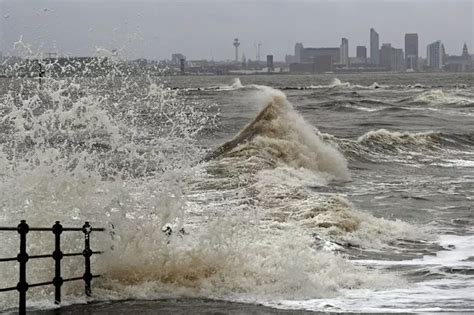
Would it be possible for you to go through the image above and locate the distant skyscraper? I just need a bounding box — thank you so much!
[427,40,443,69]
[441,44,446,64]
[380,43,405,71]
[356,46,367,60]
[370,28,380,65]
[391,48,405,71]
[266,55,274,72]
[340,38,349,66]
[405,33,418,71]
[295,43,304,63]
[380,43,392,69]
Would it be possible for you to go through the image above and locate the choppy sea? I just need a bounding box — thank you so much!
[1,71,473,313]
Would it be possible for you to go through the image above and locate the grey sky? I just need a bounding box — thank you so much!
[0,0,473,61]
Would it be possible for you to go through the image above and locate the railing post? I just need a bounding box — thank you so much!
[16,220,29,315]
[52,221,63,305]
[82,222,93,297]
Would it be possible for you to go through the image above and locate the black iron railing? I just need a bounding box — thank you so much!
[0,220,105,314]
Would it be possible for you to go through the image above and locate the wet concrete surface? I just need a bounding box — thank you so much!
[28,299,324,315]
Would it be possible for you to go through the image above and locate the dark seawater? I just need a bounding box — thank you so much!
[0,72,473,313]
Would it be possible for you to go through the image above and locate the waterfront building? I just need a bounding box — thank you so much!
[266,55,274,72]
[295,43,304,63]
[391,48,405,71]
[370,28,380,65]
[380,43,405,71]
[340,38,349,66]
[405,33,418,71]
[426,40,443,70]
[289,55,333,73]
[301,47,340,63]
[356,46,367,60]
[462,43,470,59]
[380,43,392,69]
[285,54,295,65]
[444,43,473,72]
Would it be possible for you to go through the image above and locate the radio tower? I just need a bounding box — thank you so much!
[233,38,240,62]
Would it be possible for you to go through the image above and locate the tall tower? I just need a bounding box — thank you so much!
[340,38,349,66]
[370,28,380,65]
[233,38,240,62]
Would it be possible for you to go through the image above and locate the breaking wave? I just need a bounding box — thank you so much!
[358,129,474,150]
[322,129,474,162]
[357,129,442,149]
[408,89,474,106]
[206,87,350,181]
[309,78,385,90]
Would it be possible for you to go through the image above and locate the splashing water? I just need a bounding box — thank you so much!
[0,58,219,308]
[0,71,428,311]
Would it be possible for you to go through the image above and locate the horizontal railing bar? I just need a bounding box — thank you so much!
[0,251,103,263]
[29,281,53,288]
[64,228,105,231]
[63,251,103,257]
[0,275,101,292]
[29,254,53,259]
[0,227,105,232]
[62,276,82,283]
[63,253,82,257]
[63,274,101,283]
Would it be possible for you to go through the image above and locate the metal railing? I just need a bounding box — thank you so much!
[0,220,105,314]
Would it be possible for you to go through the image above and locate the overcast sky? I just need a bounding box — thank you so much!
[0,0,473,61]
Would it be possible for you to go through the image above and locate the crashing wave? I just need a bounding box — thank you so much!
[200,89,430,249]
[216,78,244,91]
[205,88,350,181]
[357,129,441,148]
[356,129,474,151]
[323,129,474,163]
[409,89,473,106]
[309,78,386,90]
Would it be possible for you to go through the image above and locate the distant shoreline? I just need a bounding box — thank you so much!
[0,70,470,79]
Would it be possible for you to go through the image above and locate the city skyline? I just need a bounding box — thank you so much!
[0,0,472,61]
